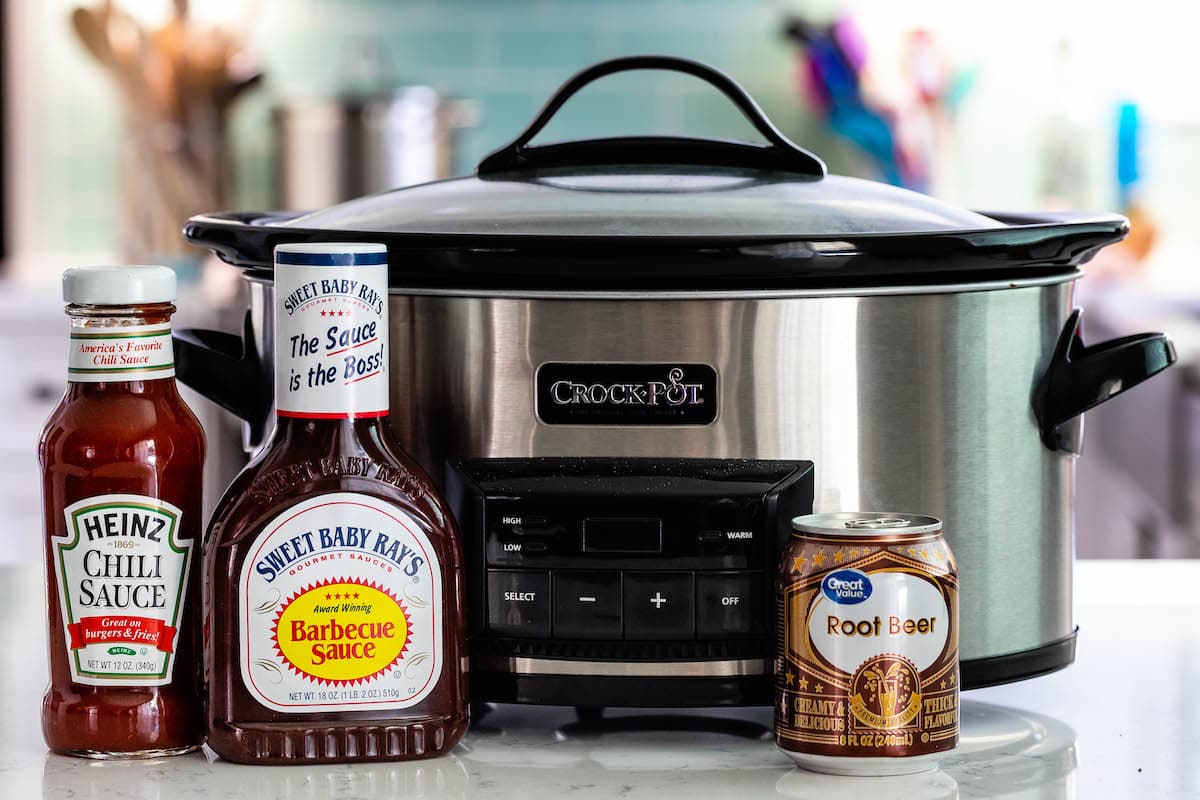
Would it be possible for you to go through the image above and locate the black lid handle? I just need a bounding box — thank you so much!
[477,55,826,177]
[1034,308,1176,454]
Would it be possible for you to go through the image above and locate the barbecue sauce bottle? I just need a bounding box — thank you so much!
[41,265,205,758]
[204,243,468,764]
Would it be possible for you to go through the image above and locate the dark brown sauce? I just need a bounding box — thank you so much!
[40,304,205,756]
[203,417,468,764]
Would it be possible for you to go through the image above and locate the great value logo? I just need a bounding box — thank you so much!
[822,569,873,605]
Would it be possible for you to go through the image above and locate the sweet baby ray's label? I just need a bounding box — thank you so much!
[274,251,389,419]
[239,492,442,713]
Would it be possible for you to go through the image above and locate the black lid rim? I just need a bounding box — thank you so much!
[183,210,1128,291]
[186,208,1127,242]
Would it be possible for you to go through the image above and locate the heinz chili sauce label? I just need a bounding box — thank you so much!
[238,492,443,713]
[52,495,192,686]
[67,323,175,383]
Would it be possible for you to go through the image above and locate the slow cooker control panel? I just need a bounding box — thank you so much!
[447,458,814,648]
[485,567,761,641]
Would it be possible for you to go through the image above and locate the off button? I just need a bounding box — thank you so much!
[487,570,550,638]
[697,572,761,637]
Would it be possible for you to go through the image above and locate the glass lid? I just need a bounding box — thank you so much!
[282,168,1005,238]
[283,55,998,238]
[184,56,1128,292]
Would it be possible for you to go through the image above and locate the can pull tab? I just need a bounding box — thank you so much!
[844,517,911,529]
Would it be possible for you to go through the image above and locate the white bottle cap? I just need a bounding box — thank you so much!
[62,265,177,305]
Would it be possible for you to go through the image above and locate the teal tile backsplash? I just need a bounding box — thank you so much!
[21,0,1199,281]
[29,0,837,255]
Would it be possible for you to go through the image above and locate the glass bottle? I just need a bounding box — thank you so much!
[40,265,205,758]
[204,243,468,764]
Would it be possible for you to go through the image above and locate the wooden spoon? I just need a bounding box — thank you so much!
[70,6,116,70]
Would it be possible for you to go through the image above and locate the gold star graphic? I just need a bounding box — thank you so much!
[849,548,858,558]
[813,552,826,567]
[949,674,956,686]
[920,549,930,561]
[814,684,824,693]
[834,551,844,563]
[907,547,916,556]
[798,676,809,690]
[940,679,947,689]
[792,555,806,573]
[785,671,795,685]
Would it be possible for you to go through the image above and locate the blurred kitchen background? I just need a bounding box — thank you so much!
[1,0,1196,562]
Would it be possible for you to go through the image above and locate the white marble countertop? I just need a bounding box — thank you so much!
[3,559,1198,799]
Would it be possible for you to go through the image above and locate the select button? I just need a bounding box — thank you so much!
[487,570,551,638]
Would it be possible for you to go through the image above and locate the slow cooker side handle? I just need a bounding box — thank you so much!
[1034,308,1176,454]
[173,311,271,444]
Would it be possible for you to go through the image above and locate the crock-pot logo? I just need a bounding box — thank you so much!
[822,569,873,605]
[550,367,704,408]
[536,363,718,426]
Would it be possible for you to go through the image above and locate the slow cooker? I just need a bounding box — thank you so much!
[176,56,1176,707]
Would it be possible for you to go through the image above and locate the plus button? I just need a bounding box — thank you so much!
[624,574,695,639]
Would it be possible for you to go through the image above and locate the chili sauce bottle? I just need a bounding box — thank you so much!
[204,243,468,764]
[41,265,205,758]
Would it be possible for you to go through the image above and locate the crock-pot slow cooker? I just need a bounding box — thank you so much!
[177,56,1176,706]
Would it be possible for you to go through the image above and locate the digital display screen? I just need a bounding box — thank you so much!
[583,518,664,553]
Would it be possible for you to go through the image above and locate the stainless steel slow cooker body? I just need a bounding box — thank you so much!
[177,56,1177,692]
[241,274,1072,674]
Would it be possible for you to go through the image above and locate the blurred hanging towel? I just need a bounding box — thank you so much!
[786,16,905,186]
[1113,101,1157,265]
[784,15,976,192]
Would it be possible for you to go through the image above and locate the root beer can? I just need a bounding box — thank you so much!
[775,513,958,776]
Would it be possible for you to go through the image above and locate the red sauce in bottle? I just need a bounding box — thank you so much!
[40,266,205,758]
[203,243,467,764]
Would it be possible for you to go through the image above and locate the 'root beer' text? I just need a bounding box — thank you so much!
[826,615,937,636]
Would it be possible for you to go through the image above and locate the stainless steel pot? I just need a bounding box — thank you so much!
[175,56,1177,691]
[274,88,478,209]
